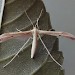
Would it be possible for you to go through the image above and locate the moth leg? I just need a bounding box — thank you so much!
[3,37,31,68]
[38,34,63,69]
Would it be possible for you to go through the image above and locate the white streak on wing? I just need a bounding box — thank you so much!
[0,0,5,28]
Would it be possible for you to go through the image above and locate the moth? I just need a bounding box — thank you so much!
[0,9,75,68]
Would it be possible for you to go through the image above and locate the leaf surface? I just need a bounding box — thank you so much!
[0,0,64,75]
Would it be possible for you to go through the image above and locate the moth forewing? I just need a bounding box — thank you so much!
[31,27,38,58]
[0,31,31,43]
[39,30,75,40]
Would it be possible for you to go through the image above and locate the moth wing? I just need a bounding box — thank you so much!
[15,33,32,41]
[0,31,31,43]
[39,30,75,40]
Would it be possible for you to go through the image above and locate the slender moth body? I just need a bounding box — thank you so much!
[31,27,37,58]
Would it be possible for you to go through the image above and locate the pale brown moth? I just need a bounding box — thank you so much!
[0,9,75,68]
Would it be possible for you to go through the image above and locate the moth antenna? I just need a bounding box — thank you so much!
[24,9,43,28]
[3,37,31,68]
[24,10,34,28]
[38,34,63,69]
[36,9,43,28]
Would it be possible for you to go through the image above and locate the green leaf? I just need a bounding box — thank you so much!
[0,0,64,75]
